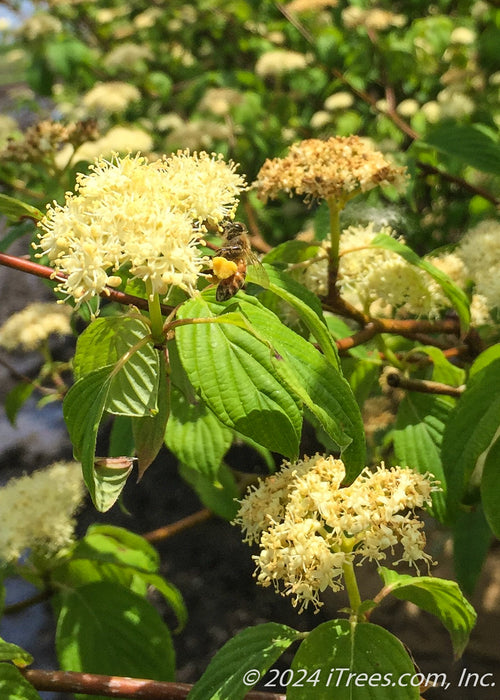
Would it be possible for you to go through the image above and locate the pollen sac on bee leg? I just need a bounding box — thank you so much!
[212,256,238,281]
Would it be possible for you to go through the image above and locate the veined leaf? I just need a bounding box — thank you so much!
[176,296,302,459]
[71,525,160,573]
[179,462,239,520]
[289,619,418,700]
[393,393,451,521]
[0,639,33,667]
[166,384,233,479]
[453,506,492,595]
[417,345,465,387]
[262,239,322,265]
[370,233,470,333]
[378,567,476,659]
[231,293,365,477]
[63,365,113,507]
[442,357,500,517]
[479,435,500,538]
[73,316,160,417]
[63,366,135,510]
[55,581,174,681]
[423,123,500,176]
[187,623,300,700]
[264,265,341,371]
[132,355,169,478]
[469,343,500,379]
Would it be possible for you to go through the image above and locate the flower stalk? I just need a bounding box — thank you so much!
[146,281,165,345]
[342,557,363,618]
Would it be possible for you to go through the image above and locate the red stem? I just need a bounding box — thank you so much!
[0,253,172,314]
[21,669,285,699]
[143,509,212,543]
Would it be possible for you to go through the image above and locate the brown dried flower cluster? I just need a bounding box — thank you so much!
[254,136,407,204]
[1,119,98,163]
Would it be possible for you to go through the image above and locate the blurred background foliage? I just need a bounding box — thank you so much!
[0,0,499,250]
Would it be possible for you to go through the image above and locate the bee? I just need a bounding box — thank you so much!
[212,220,268,302]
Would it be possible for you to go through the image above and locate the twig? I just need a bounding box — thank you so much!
[334,315,460,353]
[0,253,173,315]
[242,195,272,253]
[3,589,53,615]
[336,323,378,352]
[143,509,213,543]
[385,370,465,398]
[416,160,499,208]
[0,355,34,383]
[21,669,286,699]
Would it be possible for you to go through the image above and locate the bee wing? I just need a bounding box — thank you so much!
[247,253,270,290]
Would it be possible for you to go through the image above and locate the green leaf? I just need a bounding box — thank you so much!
[423,123,500,176]
[108,415,135,458]
[5,383,34,426]
[93,457,135,511]
[0,221,35,253]
[393,393,451,521]
[0,664,41,700]
[442,358,500,516]
[176,296,302,459]
[72,525,160,573]
[139,572,187,633]
[179,462,240,520]
[264,265,341,371]
[453,506,492,595]
[73,316,160,417]
[58,525,187,630]
[469,343,500,379]
[378,568,476,659]
[0,194,43,223]
[166,385,233,480]
[229,294,365,478]
[417,345,465,387]
[262,239,322,264]
[289,619,418,700]
[63,366,135,510]
[105,346,160,417]
[370,233,470,333]
[342,358,379,407]
[63,364,114,508]
[0,639,33,667]
[55,581,175,681]
[61,562,187,632]
[480,435,500,538]
[132,355,169,478]
[187,623,300,700]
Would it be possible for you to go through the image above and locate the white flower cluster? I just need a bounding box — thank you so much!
[234,454,436,611]
[0,462,85,563]
[82,82,141,113]
[302,223,445,317]
[35,152,246,305]
[0,302,73,351]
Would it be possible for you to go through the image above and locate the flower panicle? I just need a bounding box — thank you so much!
[233,454,439,612]
[0,462,86,564]
[34,151,246,307]
[253,136,408,205]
